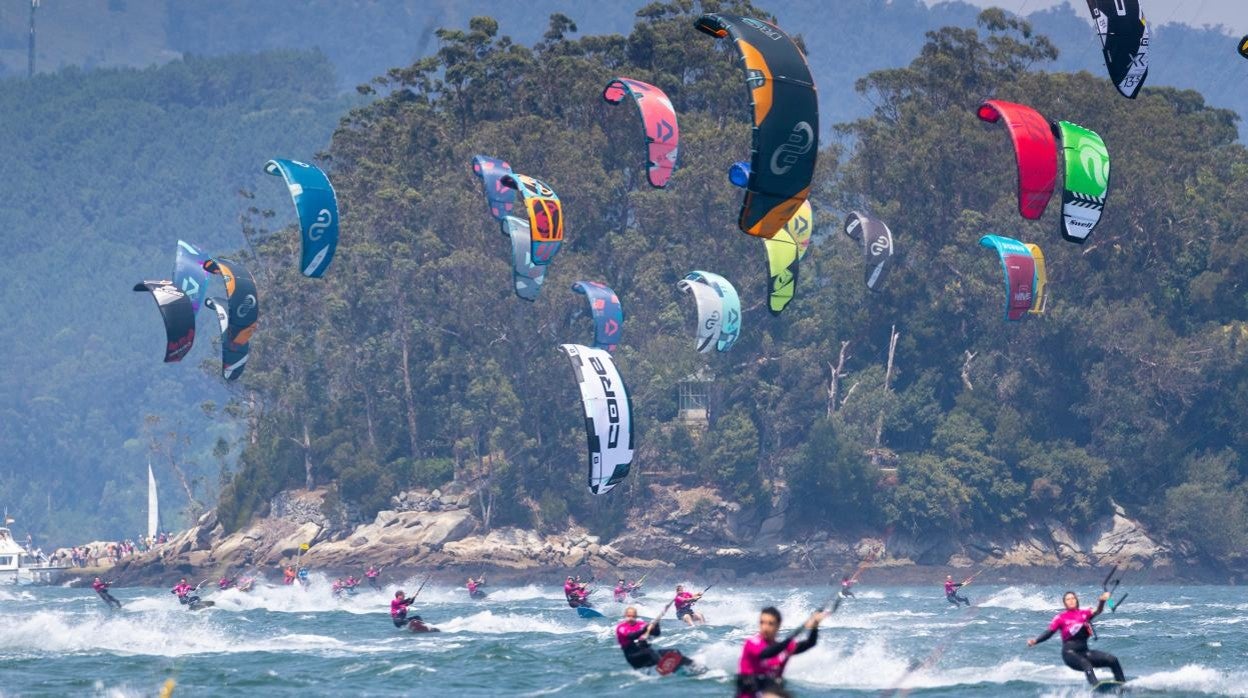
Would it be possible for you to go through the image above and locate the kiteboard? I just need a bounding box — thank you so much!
[407,619,441,634]
[1091,680,1127,694]
[656,651,684,676]
[470,590,488,600]
[576,606,604,619]
[188,600,215,612]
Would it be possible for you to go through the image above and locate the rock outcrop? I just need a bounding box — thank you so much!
[76,484,1181,586]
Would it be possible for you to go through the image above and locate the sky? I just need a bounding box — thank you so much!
[929,0,1248,35]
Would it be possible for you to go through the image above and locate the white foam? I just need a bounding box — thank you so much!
[1129,601,1193,611]
[1132,664,1248,696]
[435,609,607,636]
[978,586,1054,612]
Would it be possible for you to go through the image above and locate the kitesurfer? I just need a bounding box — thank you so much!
[1028,590,1126,686]
[92,577,122,609]
[218,575,234,590]
[366,565,381,589]
[297,567,309,587]
[171,578,201,608]
[944,575,971,607]
[332,579,345,597]
[390,590,415,628]
[466,576,486,599]
[615,606,695,672]
[673,584,704,625]
[283,565,296,585]
[840,576,855,598]
[345,575,360,591]
[736,606,829,697]
[564,576,591,608]
[614,579,629,603]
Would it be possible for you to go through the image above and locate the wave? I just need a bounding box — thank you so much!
[978,586,1055,612]
[434,609,610,637]
[1131,664,1248,696]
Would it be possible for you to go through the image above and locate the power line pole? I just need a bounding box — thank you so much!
[28,0,40,79]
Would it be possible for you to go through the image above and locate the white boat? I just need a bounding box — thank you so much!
[0,527,67,585]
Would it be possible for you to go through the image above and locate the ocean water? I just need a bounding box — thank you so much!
[1,577,1245,696]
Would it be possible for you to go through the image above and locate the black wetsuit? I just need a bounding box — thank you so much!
[618,622,693,670]
[93,584,122,609]
[1033,604,1125,685]
[945,582,970,606]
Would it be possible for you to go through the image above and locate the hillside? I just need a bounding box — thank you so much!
[212,1,1248,570]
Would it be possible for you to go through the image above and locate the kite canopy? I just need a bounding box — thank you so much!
[1052,120,1110,243]
[602,77,679,188]
[686,271,741,352]
[173,240,210,315]
[978,235,1037,321]
[1240,35,1248,60]
[976,100,1057,221]
[470,155,517,221]
[696,13,818,238]
[1086,0,1150,98]
[559,343,634,495]
[1025,243,1048,315]
[571,281,624,352]
[677,276,725,353]
[205,297,250,380]
[264,158,340,278]
[470,156,549,301]
[500,173,563,265]
[843,211,895,292]
[501,215,547,302]
[203,258,259,366]
[763,200,813,315]
[133,280,195,363]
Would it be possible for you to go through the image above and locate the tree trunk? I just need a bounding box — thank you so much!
[399,321,420,461]
[478,485,494,532]
[827,341,851,417]
[875,326,900,448]
[302,419,314,491]
[961,350,978,392]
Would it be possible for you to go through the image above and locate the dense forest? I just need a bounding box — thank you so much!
[208,0,1248,566]
[5,0,1248,559]
[0,51,351,542]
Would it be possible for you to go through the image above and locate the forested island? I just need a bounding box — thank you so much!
[7,1,1248,580]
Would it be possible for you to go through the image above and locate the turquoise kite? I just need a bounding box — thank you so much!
[265,158,340,278]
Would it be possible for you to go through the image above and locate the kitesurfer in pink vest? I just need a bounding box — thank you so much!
[736,606,828,697]
[1028,590,1125,685]
[92,577,122,609]
[390,590,415,628]
[171,578,200,608]
[614,605,696,672]
[944,575,971,606]
[673,584,704,625]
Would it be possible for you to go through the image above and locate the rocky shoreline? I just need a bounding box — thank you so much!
[55,482,1226,588]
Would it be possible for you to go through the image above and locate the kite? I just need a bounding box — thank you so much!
[264,158,340,278]
[976,100,1057,220]
[602,77,679,187]
[559,344,634,495]
[696,13,818,238]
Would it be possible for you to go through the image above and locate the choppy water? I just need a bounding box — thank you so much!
[1,576,1245,696]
